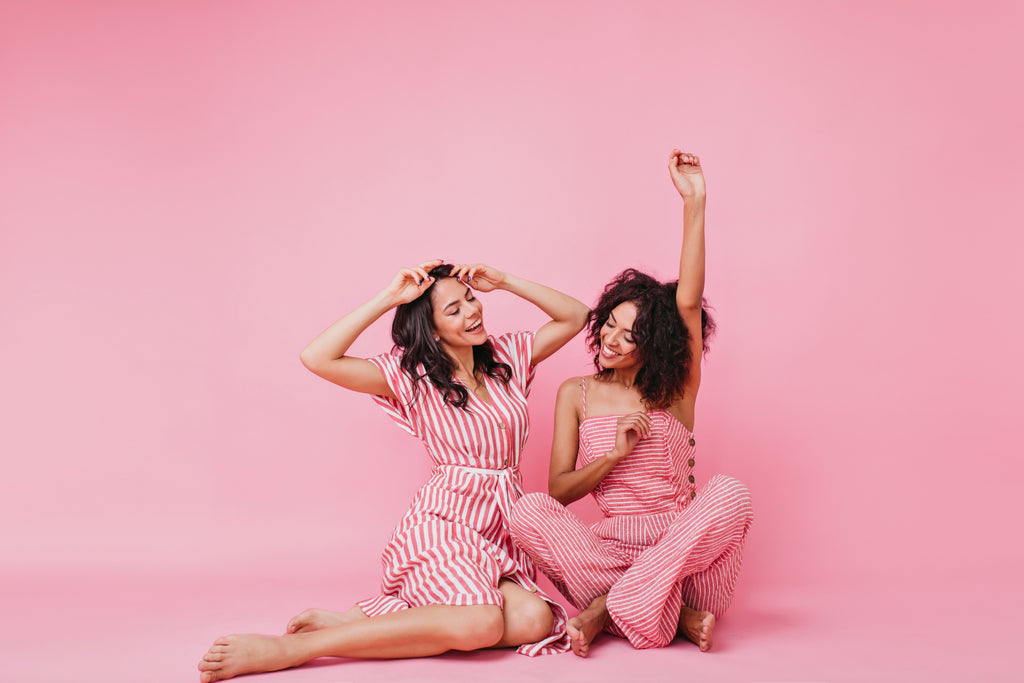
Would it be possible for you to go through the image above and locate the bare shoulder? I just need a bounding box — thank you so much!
[555,376,586,422]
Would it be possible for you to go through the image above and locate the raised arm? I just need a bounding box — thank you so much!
[299,260,442,397]
[548,378,652,505]
[450,264,590,365]
[668,150,707,402]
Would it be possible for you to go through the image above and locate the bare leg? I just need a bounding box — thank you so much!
[197,603,503,682]
[566,594,611,658]
[286,605,367,634]
[492,579,555,648]
[676,604,715,652]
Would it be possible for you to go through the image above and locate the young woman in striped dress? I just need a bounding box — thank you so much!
[198,262,589,681]
[510,150,754,657]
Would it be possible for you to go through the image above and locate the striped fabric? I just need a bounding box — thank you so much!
[355,332,569,656]
[509,378,753,649]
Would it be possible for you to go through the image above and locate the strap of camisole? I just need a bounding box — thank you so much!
[579,376,587,419]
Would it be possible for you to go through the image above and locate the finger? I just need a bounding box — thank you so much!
[401,268,427,286]
[413,267,431,283]
[418,259,444,270]
[450,264,469,281]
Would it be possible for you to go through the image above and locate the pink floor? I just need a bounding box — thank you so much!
[6,561,1017,683]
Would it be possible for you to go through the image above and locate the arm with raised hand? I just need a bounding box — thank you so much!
[449,263,590,365]
[299,259,443,398]
[668,150,708,403]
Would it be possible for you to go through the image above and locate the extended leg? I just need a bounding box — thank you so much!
[197,603,504,681]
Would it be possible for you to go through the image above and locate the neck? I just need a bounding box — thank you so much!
[445,344,476,377]
[609,367,640,389]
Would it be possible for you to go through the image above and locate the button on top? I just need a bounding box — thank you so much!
[688,458,695,468]
[689,437,696,447]
[688,474,695,484]
[690,491,696,499]
[498,422,507,430]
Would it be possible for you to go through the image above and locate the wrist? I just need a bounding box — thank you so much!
[605,448,625,463]
[494,272,516,292]
[373,289,400,310]
[681,192,706,207]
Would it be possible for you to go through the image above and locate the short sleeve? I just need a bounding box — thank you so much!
[492,331,537,397]
[367,352,418,436]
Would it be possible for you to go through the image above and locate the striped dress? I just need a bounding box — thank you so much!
[510,377,753,649]
[356,331,569,656]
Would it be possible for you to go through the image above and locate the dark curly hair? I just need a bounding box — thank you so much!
[391,264,512,410]
[588,268,716,409]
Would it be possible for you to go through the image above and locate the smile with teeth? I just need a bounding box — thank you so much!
[466,321,483,333]
[601,344,622,358]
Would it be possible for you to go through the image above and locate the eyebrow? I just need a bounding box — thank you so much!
[443,287,473,312]
[609,312,633,334]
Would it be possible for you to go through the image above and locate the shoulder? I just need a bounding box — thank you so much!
[557,375,584,396]
[555,376,584,416]
[490,331,533,363]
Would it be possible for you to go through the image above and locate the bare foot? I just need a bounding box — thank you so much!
[287,606,366,634]
[677,605,715,652]
[567,594,611,658]
[197,634,300,682]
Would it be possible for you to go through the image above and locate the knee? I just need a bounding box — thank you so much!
[449,605,505,651]
[504,594,555,645]
[510,492,560,543]
[703,475,754,523]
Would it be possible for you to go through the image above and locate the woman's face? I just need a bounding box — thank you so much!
[598,301,639,370]
[431,277,487,348]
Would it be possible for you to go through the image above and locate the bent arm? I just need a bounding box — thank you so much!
[299,291,398,398]
[548,379,617,505]
[300,261,440,398]
[498,274,590,366]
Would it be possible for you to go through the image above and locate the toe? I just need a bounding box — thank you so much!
[203,652,223,662]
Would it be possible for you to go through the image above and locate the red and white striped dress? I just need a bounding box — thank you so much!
[356,331,569,656]
[510,377,753,649]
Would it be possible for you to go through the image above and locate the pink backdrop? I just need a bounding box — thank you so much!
[2,2,1022,681]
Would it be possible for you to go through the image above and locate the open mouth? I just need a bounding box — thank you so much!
[600,344,622,359]
[466,322,483,333]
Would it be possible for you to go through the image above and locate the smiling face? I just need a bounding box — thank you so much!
[430,276,487,348]
[597,301,640,370]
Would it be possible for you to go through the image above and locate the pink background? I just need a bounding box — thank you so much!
[2,2,1022,681]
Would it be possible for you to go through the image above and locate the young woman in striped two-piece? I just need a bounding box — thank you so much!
[510,150,754,657]
[198,262,589,681]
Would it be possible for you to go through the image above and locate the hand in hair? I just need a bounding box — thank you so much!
[383,259,444,305]
[668,150,706,201]
[449,263,507,293]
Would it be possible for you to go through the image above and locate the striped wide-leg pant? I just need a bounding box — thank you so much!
[509,474,753,649]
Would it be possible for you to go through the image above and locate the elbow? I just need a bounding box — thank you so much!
[299,347,324,374]
[547,479,575,507]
